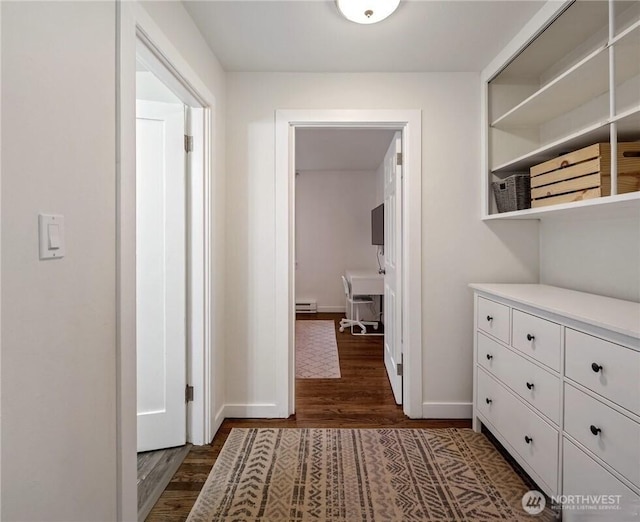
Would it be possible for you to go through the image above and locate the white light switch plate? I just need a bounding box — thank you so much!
[39,214,65,260]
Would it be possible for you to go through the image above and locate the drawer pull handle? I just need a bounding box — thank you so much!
[526,333,535,341]
[486,354,493,361]
[590,425,602,436]
[591,363,603,373]
[524,435,533,444]
[485,398,492,404]
[486,315,493,322]
[526,382,534,390]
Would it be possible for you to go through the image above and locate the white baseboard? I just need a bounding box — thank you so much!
[317,306,345,313]
[422,402,472,419]
[210,404,225,442]
[223,403,282,418]
[216,402,470,429]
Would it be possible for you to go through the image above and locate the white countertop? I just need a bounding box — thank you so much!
[469,284,640,339]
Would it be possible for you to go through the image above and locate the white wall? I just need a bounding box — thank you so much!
[1,3,117,520]
[225,72,539,415]
[139,1,228,432]
[540,215,640,302]
[295,170,379,311]
[0,2,228,519]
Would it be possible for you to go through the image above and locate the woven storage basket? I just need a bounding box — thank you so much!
[492,173,531,213]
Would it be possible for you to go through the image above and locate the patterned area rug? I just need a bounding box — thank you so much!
[295,320,341,379]
[187,428,555,521]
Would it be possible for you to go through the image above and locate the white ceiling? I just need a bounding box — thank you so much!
[296,128,396,171]
[183,0,547,73]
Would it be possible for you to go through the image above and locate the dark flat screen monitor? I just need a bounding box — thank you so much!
[371,203,384,245]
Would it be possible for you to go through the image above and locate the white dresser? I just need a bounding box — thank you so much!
[470,284,640,520]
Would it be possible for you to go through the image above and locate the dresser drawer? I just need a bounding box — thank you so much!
[509,395,559,494]
[512,310,561,371]
[565,328,640,415]
[477,368,559,493]
[563,438,640,521]
[478,332,560,424]
[564,384,640,488]
[477,297,509,343]
[476,366,511,437]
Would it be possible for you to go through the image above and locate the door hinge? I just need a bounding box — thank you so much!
[184,135,194,153]
[396,152,403,166]
[185,385,194,402]
[397,352,404,376]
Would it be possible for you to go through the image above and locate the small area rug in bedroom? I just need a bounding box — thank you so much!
[295,320,341,379]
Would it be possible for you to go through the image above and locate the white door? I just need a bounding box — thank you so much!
[384,132,403,404]
[136,100,187,452]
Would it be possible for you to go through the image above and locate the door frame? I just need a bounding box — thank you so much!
[274,110,423,419]
[116,3,216,520]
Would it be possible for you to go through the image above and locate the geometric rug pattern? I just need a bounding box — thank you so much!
[295,320,341,379]
[186,428,555,521]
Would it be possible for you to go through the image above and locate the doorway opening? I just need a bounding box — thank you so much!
[293,128,401,410]
[116,14,216,516]
[133,31,213,445]
[274,110,423,420]
[134,52,192,519]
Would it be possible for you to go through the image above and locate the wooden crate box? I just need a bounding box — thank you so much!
[530,142,640,208]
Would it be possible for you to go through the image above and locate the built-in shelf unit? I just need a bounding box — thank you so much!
[482,0,640,220]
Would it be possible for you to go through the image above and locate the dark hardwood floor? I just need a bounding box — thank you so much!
[138,445,191,520]
[146,313,471,521]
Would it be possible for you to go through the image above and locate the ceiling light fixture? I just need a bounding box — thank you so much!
[336,0,400,25]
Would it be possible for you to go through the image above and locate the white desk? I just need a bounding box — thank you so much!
[344,270,384,336]
[345,270,384,296]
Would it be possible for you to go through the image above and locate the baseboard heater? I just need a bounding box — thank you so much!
[296,299,317,313]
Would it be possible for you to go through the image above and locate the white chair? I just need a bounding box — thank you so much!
[339,275,378,335]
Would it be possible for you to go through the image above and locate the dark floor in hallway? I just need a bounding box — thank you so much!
[145,313,471,521]
[138,444,191,521]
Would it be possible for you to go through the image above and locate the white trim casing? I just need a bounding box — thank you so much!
[115,4,137,520]
[117,3,217,520]
[480,77,490,218]
[400,112,423,419]
[275,110,423,420]
[186,106,213,445]
[0,3,4,514]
